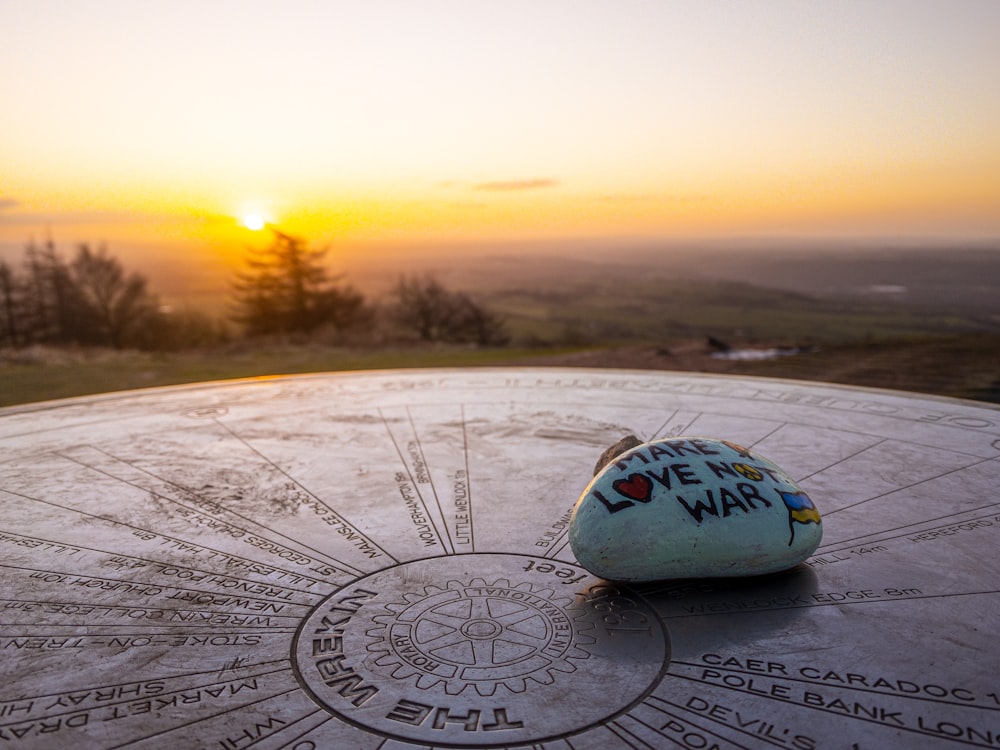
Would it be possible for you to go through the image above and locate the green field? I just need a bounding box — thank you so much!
[2,332,998,408]
[484,275,997,347]
[0,344,576,408]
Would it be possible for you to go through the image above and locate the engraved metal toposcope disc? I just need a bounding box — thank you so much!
[1,368,998,749]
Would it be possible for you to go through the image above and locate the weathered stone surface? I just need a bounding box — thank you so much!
[569,436,822,581]
[4,371,1000,747]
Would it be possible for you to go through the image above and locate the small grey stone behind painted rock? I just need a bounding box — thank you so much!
[570,436,822,581]
[593,434,644,475]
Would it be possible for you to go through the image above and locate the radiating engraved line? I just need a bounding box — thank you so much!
[607,718,659,749]
[824,457,996,516]
[278,709,334,750]
[0,487,331,588]
[0,665,294,726]
[0,594,303,625]
[680,413,703,435]
[0,612,297,630]
[541,511,573,560]
[648,410,679,441]
[107,686,301,749]
[1,631,298,640]
[92,446,370,576]
[590,396,992,458]
[379,408,449,555]
[461,404,476,553]
[408,406,455,554]
[818,503,1000,553]
[795,438,888,482]
[212,417,398,563]
[0,563,312,611]
[1,629,297,636]
[555,536,572,558]
[0,527,322,599]
[644,696,782,750]
[0,528,82,555]
[53,450,362,578]
[667,661,1000,713]
[544,534,573,560]
[663,673,994,749]
[0,411,137,441]
[662,589,1000,618]
[631,706,754,750]
[748,422,787,450]
[8,658,289,703]
[621,713,691,749]
[0,621,297,630]
[670,406,994,462]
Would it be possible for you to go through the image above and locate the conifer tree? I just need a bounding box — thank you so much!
[232,230,365,336]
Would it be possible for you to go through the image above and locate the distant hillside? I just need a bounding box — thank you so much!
[348,243,999,346]
[4,238,997,327]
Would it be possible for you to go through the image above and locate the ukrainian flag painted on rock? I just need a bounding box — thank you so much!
[779,490,822,545]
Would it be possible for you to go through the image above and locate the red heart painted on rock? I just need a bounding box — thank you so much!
[612,473,653,502]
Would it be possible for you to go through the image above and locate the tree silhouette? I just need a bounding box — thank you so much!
[69,244,158,348]
[0,261,19,347]
[232,230,366,336]
[0,241,157,349]
[394,275,507,345]
[21,238,82,343]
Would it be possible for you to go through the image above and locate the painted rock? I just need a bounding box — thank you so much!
[569,436,822,581]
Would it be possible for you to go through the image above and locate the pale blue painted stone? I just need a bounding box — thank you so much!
[569,436,822,581]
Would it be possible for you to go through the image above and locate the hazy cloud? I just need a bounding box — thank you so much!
[473,179,559,192]
[403,197,490,211]
[0,209,135,226]
[596,192,712,203]
[670,193,712,203]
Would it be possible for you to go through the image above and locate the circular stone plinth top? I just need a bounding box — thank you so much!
[1,368,997,748]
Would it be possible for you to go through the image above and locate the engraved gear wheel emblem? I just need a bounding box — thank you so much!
[365,577,594,696]
[293,553,669,747]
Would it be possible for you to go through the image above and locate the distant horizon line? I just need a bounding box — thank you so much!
[2,231,999,256]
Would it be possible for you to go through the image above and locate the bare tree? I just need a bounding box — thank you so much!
[0,261,18,348]
[232,230,366,336]
[69,244,157,348]
[394,275,507,345]
[2,238,225,351]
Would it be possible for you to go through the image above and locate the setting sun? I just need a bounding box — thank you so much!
[1,1,998,284]
[242,214,266,231]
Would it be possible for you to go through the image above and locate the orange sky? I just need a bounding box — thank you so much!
[2,0,999,272]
